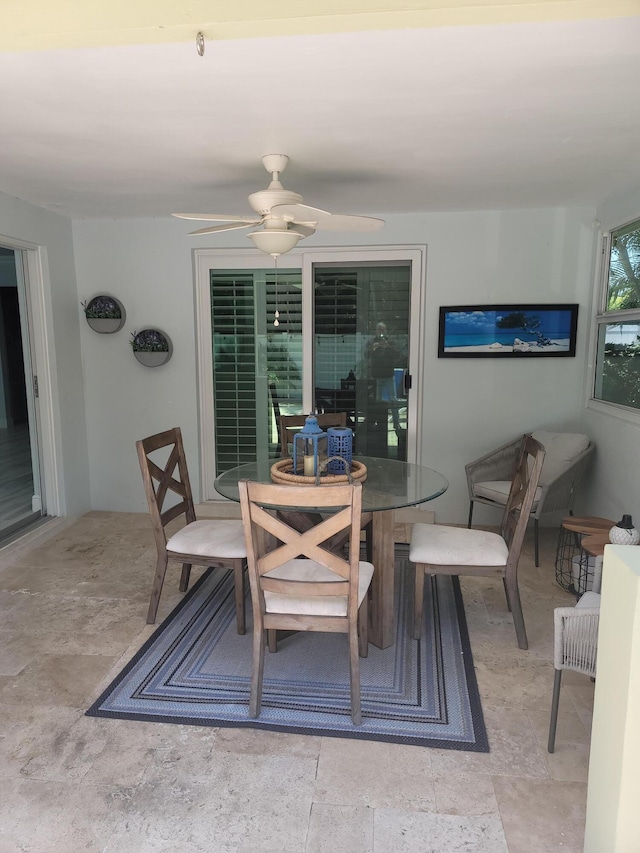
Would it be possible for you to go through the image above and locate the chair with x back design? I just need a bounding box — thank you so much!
[239,480,374,725]
[137,427,247,630]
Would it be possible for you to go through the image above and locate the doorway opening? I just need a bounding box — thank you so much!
[0,246,44,543]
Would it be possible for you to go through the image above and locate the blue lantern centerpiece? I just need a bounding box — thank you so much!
[292,415,327,477]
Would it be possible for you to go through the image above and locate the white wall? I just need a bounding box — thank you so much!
[411,207,595,523]
[580,186,640,525]
[0,191,90,517]
[584,544,640,851]
[73,206,595,520]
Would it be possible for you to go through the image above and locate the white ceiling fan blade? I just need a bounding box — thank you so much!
[173,213,261,224]
[314,213,385,232]
[271,203,330,223]
[187,222,255,236]
[290,224,316,238]
[272,203,384,232]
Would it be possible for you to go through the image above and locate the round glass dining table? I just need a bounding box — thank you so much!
[215,456,448,649]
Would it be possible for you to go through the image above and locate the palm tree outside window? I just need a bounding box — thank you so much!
[594,218,640,411]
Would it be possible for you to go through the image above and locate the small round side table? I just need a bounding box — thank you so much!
[555,516,614,597]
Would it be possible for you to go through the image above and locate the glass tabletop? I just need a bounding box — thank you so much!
[214,455,448,513]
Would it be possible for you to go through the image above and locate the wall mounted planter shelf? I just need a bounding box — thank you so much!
[82,295,126,334]
[131,329,173,368]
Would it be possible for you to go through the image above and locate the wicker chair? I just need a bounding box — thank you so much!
[466,430,594,567]
[548,591,600,752]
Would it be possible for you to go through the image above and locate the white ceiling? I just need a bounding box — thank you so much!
[1,15,640,219]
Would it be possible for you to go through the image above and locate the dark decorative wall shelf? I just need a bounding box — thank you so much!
[130,328,173,368]
[82,295,126,334]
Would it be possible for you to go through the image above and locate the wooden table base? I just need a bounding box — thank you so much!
[369,509,395,649]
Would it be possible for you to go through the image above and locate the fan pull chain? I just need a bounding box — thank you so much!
[273,255,280,327]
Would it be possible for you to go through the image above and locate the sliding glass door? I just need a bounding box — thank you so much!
[0,247,44,541]
[197,247,424,495]
[313,264,410,460]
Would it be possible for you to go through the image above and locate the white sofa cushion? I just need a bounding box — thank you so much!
[410,523,509,567]
[473,479,542,509]
[576,591,601,610]
[530,430,589,488]
[167,519,247,559]
[262,558,374,616]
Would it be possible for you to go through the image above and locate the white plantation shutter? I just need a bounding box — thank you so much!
[210,270,303,472]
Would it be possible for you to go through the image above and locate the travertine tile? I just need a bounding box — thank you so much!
[564,682,596,735]
[132,749,317,850]
[472,650,556,709]
[373,808,508,852]
[0,515,591,852]
[305,803,374,853]
[0,593,145,656]
[315,738,435,811]
[493,776,587,853]
[430,705,548,779]
[0,629,45,676]
[0,653,118,707]
[526,702,590,749]
[432,772,499,815]
[543,741,591,783]
[0,590,21,614]
[214,725,322,758]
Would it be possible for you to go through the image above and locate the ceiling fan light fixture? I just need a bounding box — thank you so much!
[248,229,302,257]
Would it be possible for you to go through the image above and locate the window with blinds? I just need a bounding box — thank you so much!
[210,270,302,473]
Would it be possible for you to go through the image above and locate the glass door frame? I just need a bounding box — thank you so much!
[195,245,426,501]
[0,233,63,525]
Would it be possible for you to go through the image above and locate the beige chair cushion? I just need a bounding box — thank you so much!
[530,430,589,487]
[576,591,601,610]
[167,519,247,559]
[473,431,589,507]
[410,523,509,567]
[263,559,375,616]
[473,480,542,509]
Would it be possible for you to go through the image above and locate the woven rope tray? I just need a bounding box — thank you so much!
[270,458,367,486]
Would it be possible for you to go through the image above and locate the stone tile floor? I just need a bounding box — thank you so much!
[0,512,592,852]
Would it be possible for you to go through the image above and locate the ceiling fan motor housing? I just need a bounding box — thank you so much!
[248,186,303,216]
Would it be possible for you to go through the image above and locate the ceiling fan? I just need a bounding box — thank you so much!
[172,154,384,256]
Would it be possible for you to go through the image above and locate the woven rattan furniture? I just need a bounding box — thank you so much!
[137,427,247,629]
[238,480,373,725]
[555,516,613,596]
[548,590,600,752]
[466,431,594,567]
[412,434,545,650]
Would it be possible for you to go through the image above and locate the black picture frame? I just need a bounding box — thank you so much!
[437,304,578,358]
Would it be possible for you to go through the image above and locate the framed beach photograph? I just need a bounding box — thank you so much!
[438,304,579,358]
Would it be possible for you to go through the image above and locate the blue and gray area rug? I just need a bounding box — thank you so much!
[87,548,488,751]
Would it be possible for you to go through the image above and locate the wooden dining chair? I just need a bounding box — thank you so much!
[410,434,545,650]
[278,412,347,457]
[137,427,247,630]
[238,480,374,725]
